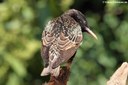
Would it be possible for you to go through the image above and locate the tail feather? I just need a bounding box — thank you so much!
[41,66,60,77]
[51,66,60,77]
[41,66,50,76]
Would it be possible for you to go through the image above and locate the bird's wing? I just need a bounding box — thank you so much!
[51,15,83,68]
[41,20,57,67]
[42,16,83,69]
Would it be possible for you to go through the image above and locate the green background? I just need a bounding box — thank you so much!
[0,0,128,85]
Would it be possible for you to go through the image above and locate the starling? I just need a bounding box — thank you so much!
[41,9,97,77]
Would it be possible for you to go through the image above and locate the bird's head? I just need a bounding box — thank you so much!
[64,9,97,39]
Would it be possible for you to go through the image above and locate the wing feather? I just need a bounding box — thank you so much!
[41,15,83,69]
[41,20,57,66]
[51,15,83,68]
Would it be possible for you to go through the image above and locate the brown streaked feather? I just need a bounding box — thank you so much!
[57,32,76,50]
[41,45,50,67]
[41,20,57,67]
[41,15,83,69]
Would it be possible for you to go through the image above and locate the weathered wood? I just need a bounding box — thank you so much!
[107,62,128,85]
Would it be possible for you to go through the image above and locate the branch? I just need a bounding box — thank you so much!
[42,56,74,85]
[45,66,70,85]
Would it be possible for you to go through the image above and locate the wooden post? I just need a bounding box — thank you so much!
[107,62,128,85]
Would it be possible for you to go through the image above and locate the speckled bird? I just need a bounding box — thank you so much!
[41,9,97,77]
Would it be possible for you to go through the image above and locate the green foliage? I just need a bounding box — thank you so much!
[0,0,128,85]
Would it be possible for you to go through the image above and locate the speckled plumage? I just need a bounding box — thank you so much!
[41,9,97,77]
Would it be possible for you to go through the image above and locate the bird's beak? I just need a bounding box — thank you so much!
[85,27,98,40]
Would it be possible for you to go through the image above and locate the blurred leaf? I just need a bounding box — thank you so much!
[0,3,12,21]
[22,6,34,22]
[5,18,22,30]
[6,73,20,85]
[97,75,107,85]
[4,54,27,77]
[61,0,74,11]
[98,54,117,68]
[106,0,118,13]
[104,14,119,28]
[0,62,9,79]
[12,40,40,60]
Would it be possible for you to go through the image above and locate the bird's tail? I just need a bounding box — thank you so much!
[41,66,60,77]
[41,66,50,76]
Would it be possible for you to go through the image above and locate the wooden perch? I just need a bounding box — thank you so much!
[107,62,128,85]
[45,66,70,85]
[42,56,74,85]
[43,62,128,85]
